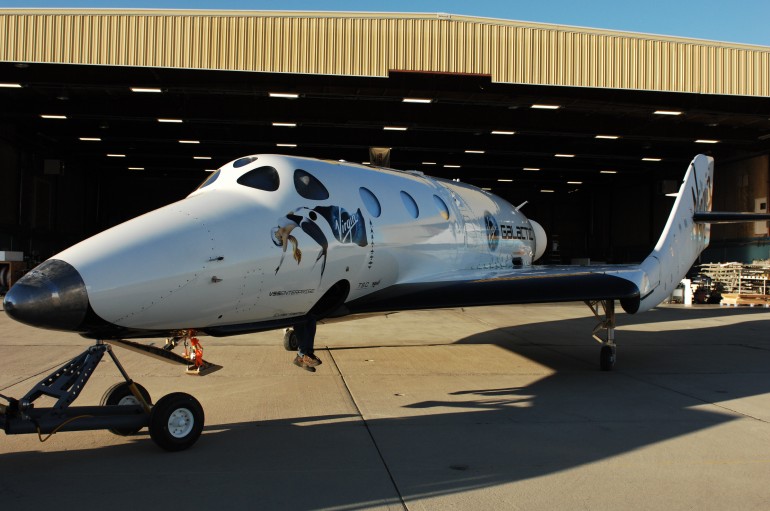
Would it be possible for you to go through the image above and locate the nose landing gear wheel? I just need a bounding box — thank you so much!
[283,328,299,351]
[100,382,152,436]
[149,392,204,452]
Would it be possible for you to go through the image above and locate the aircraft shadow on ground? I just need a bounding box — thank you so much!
[1,306,769,510]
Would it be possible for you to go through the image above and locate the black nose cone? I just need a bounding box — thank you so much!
[3,259,89,331]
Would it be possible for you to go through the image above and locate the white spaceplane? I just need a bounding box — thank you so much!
[1,153,759,450]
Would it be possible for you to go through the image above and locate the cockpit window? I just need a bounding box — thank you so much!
[234,156,258,168]
[196,170,221,190]
[237,166,280,191]
[294,169,329,200]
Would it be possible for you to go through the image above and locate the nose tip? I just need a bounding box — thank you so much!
[3,259,89,331]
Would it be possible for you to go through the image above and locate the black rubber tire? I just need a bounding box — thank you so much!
[283,328,299,351]
[100,382,152,436]
[600,345,616,371]
[149,392,204,452]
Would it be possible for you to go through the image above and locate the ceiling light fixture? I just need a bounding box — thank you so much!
[384,126,408,131]
[523,167,540,171]
[179,140,200,144]
[491,130,515,135]
[130,87,162,93]
[642,157,662,162]
[403,98,432,104]
[567,181,583,185]
[128,167,145,170]
[41,114,67,119]
[158,118,183,123]
[194,156,212,160]
[497,179,513,182]
[422,162,437,165]
[79,137,101,141]
[276,143,297,147]
[272,122,297,127]
[541,189,555,193]
[269,92,299,99]
[107,154,126,157]
[595,135,620,140]
[531,104,560,110]
[600,170,618,174]
[444,164,461,168]
[654,110,683,116]
[0,83,22,88]
[465,150,485,154]
[695,139,719,144]
[555,154,575,158]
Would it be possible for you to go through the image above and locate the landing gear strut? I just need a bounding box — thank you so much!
[0,339,209,451]
[585,299,617,371]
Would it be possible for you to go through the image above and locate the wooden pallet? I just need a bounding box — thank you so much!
[720,293,770,307]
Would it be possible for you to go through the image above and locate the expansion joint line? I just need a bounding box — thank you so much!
[325,347,409,511]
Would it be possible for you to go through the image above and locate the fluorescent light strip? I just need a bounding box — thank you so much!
[41,114,67,119]
[600,170,617,174]
[131,87,162,93]
[422,162,437,165]
[128,167,144,170]
[403,98,432,104]
[79,137,101,141]
[555,154,575,158]
[531,104,560,110]
[695,139,719,144]
[523,167,540,171]
[567,181,583,185]
[0,83,22,88]
[465,150,485,154]
[194,156,212,160]
[665,192,680,197]
[272,122,297,127]
[654,110,683,116]
[541,189,555,193]
[642,157,662,162]
[384,126,408,131]
[482,188,492,191]
[276,143,297,147]
[107,154,126,158]
[158,118,183,123]
[596,135,619,140]
[497,179,513,182]
[179,140,200,144]
[362,162,371,165]
[269,92,299,99]
[444,164,461,168]
[491,130,515,135]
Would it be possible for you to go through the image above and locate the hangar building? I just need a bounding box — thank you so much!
[0,9,768,278]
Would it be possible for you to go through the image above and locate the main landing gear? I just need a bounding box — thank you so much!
[0,334,218,451]
[585,299,617,371]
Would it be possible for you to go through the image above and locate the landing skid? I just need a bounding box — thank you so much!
[585,299,617,371]
[0,336,215,451]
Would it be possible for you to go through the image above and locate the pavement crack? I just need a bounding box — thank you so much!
[326,347,410,511]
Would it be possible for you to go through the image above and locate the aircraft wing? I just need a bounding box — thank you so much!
[337,265,643,317]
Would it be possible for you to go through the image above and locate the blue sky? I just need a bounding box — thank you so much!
[1,0,769,47]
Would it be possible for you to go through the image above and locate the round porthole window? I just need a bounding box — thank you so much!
[432,195,450,220]
[400,191,419,218]
[359,187,381,217]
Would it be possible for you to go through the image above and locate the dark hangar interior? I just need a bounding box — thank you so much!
[0,10,768,268]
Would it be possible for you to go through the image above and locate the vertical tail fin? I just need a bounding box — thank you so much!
[636,154,714,312]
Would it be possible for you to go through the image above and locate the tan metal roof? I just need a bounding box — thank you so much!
[1,9,769,96]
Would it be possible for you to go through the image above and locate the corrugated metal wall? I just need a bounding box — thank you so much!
[1,10,768,96]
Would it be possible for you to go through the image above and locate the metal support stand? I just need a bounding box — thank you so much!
[585,299,617,371]
[0,341,149,436]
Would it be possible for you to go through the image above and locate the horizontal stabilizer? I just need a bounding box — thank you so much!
[693,212,770,224]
